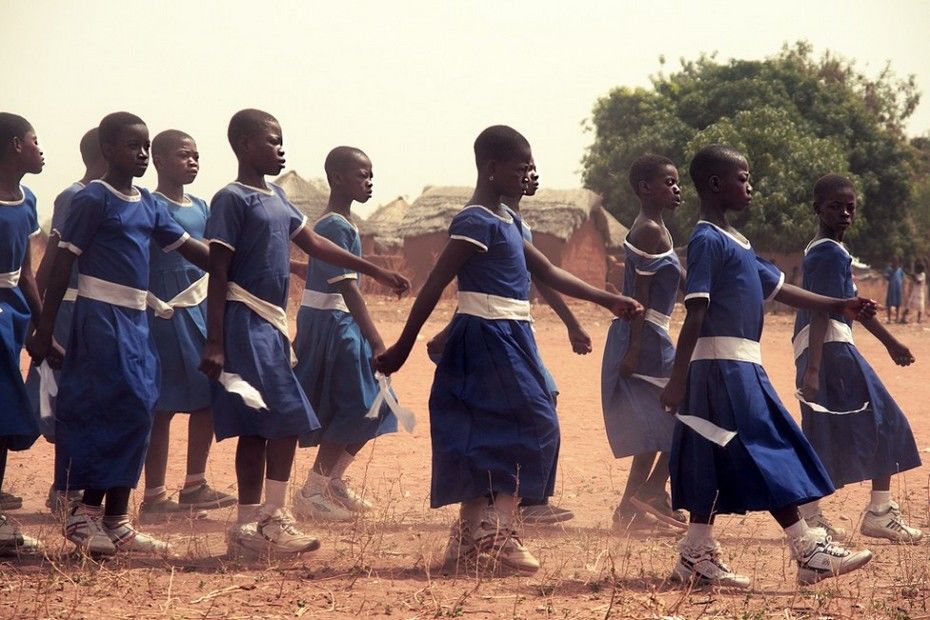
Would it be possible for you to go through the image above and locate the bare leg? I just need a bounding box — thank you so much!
[185,407,214,478]
[642,452,672,497]
[265,436,297,482]
[311,442,345,476]
[236,436,267,505]
[143,411,174,491]
[872,475,891,492]
[620,452,657,507]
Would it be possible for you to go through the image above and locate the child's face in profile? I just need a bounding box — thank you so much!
[246,121,285,176]
[493,147,533,200]
[19,129,45,174]
[816,186,856,235]
[158,137,199,186]
[338,154,374,204]
[720,158,752,212]
[524,162,539,197]
[106,124,150,178]
[649,164,681,211]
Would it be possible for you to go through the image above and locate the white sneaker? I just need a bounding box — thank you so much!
[861,501,923,543]
[473,519,540,573]
[226,522,266,559]
[804,511,848,541]
[0,514,42,555]
[328,478,373,513]
[103,520,170,554]
[292,487,354,522]
[256,507,321,555]
[792,528,872,585]
[669,541,751,589]
[442,519,477,570]
[64,505,116,556]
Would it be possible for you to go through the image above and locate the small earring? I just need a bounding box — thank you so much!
[489,175,495,182]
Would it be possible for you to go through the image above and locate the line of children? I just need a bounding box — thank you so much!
[290,146,398,522]
[0,113,47,554]
[794,174,922,542]
[141,129,235,518]
[198,110,410,558]
[375,125,642,574]
[601,154,685,531]
[660,145,874,587]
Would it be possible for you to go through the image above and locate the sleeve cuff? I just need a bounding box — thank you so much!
[290,216,308,240]
[327,273,359,284]
[450,234,488,252]
[209,238,235,251]
[634,268,657,276]
[684,292,710,302]
[29,226,42,238]
[58,240,82,256]
[765,272,786,302]
[162,231,190,253]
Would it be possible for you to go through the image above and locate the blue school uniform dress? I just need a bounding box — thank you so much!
[25,182,84,440]
[601,235,679,458]
[669,221,834,515]
[147,193,211,413]
[885,266,904,308]
[793,238,920,487]
[429,205,559,508]
[295,213,396,447]
[0,186,42,451]
[205,182,319,440]
[54,180,189,490]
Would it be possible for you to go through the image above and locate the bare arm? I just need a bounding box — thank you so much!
[659,299,707,412]
[799,310,829,400]
[289,259,308,280]
[175,237,210,271]
[35,232,59,294]
[198,244,233,380]
[535,280,591,354]
[338,280,385,355]
[26,247,75,367]
[292,226,409,296]
[860,315,915,366]
[618,271,652,376]
[19,238,42,320]
[775,283,876,320]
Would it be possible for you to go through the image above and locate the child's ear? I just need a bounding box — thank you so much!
[11,136,23,154]
[708,174,721,193]
[484,159,497,182]
[638,179,650,195]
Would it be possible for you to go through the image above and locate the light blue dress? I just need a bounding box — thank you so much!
[601,236,679,457]
[0,186,41,451]
[55,181,187,490]
[147,192,211,413]
[295,213,397,447]
[205,182,320,440]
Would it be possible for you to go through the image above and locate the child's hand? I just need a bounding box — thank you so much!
[46,338,66,370]
[618,354,637,377]
[426,330,448,359]
[25,329,52,365]
[660,375,686,414]
[887,341,915,366]
[374,344,409,375]
[799,366,820,401]
[376,268,411,298]
[840,297,878,322]
[199,340,225,380]
[568,325,592,355]
[607,294,643,321]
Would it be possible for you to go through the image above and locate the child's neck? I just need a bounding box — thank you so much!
[639,200,665,223]
[501,194,522,213]
[155,179,186,203]
[79,164,105,187]
[0,165,25,201]
[236,163,268,191]
[101,169,136,195]
[817,222,845,243]
[469,180,505,214]
[326,190,353,218]
[699,202,731,229]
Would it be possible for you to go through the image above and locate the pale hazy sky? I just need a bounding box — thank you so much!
[4,1,929,222]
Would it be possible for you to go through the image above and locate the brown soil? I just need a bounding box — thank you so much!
[3,299,930,619]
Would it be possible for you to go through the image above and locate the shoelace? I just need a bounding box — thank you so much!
[819,536,849,558]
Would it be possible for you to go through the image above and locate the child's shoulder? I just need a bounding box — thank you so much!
[804,238,850,260]
[454,204,513,226]
[315,211,357,234]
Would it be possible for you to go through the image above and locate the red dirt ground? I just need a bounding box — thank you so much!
[3,298,930,619]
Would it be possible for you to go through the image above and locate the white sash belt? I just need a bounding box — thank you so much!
[77,274,147,310]
[457,291,531,321]
[0,268,21,288]
[691,336,761,364]
[301,289,349,313]
[366,373,417,433]
[644,309,671,332]
[63,288,78,302]
[147,275,208,319]
[792,319,854,360]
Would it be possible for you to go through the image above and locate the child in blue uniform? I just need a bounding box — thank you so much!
[199,110,409,558]
[884,259,904,323]
[0,112,48,554]
[376,125,642,574]
[794,174,921,543]
[29,127,105,515]
[660,146,874,588]
[291,146,397,522]
[29,112,210,556]
[602,155,684,531]
[141,130,235,518]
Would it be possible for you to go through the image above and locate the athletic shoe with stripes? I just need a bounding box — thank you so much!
[670,541,751,588]
[861,501,922,543]
[472,520,540,574]
[64,505,116,556]
[103,520,170,554]
[791,527,872,585]
[441,519,477,571]
[0,514,42,555]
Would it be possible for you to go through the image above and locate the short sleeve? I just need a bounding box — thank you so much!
[756,255,785,301]
[277,188,307,239]
[50,188,76,236]
[803,244,849,299]
[58,190,105,256]
[683,230,722,302]
[314,216,360,284]
[205,190,245,251]
[151,195,189,251]
[25,189,40,237]
[627,248,673,277]
[449,209,493,252]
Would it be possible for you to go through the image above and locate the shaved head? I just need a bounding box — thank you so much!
[0,112,33,157]
[812,174,855,205]
[79,128,103,165]
[227,108,278,153]
[473,125,530,167]
[324,146,368,180]
[689,145,746,196]
[99,111,146,145]
[152,129,194,158]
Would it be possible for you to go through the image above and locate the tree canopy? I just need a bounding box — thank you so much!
[582,41,923,264]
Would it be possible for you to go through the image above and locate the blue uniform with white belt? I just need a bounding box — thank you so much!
[54,180,189,490]
[670,221,834,515]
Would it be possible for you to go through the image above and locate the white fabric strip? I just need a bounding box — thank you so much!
[218,372,268,411]
[366,373,416,432]
[644,309,671,332]
[791,319,854,360]
[630,374,670,388]
[457,291,531,321]
[0,268,21,288]
[227,282,293,362]
[147,275,208,319]
[63,288,78,302]
[161,231,190,253]
[795,391,870,416]
[675,414,737,447]
[77,274,147,310]
[37,361,58,422]
[691,336,762,364]
[301,289,350,313]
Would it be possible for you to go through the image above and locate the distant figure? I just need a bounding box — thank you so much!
[884,258,904,323]
[794,174,921,544]
[902,262,926,324]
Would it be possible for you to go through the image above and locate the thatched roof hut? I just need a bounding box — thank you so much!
[400,186,627,292]
[363,196,409,253]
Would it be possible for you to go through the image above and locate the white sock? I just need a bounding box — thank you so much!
[869,490,892,513]
[102,514,130,529]
[304,470,329,495]
[264,478,288,510]
[144,485,166,500]
[237,503,261,525]
[491,494,519,528]
[783,518,811,542]
[682,523,714,548]
[184,473,206,488]
[798,500,821,521]
[460,498,486,531]
[329,451,355,481]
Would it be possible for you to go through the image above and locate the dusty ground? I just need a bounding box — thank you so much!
[3,298,930,619]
